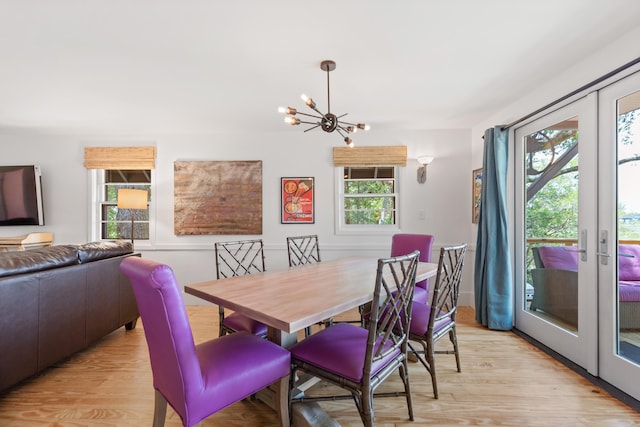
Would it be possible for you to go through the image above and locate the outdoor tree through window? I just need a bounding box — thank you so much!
[342,166,397,225]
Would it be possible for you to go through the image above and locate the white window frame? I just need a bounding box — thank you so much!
[88,169,155,247]
[334,166,400,235]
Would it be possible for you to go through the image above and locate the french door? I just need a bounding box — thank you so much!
[514,94,598,373]
[514,70,640,400]
[598,71,640,400]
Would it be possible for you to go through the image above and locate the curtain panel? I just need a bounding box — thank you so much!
[474,126,513,330]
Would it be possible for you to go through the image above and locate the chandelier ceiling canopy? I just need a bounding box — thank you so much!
[278,60,369,147]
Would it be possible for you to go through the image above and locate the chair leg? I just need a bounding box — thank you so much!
[360,390,375,427]
[426,341,439,399]
[275,375,290,427]
[449,327,461,372]
[399,359,414,421]
[218,306,226,337]
[153,390,167,427]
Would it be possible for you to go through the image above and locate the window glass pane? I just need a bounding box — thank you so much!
[344,180,394,194]
[345,209,396,225]
[105,170,151,183]
[99,169,151,241]
[340,166,397,227]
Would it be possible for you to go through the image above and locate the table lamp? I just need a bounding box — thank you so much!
[117,188,148,245]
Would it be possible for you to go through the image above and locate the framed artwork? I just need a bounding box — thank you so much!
[472,168,483,224]
[281,177,314,224]
[174,160,262,235]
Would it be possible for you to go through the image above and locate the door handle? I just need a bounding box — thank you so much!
[598,230,609,265]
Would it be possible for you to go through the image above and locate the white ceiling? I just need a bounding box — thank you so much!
[0,1,639,134]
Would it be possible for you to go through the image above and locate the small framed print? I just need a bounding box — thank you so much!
[281,177,314,224]
[472,168,483,224]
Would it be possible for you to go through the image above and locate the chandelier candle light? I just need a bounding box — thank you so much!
[278,60,369,147]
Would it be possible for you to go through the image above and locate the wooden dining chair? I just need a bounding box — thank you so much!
[391,233,435,304]
[286,234,321,266]
[286,235,327,337]
[215,239,268,337]
[120,257,291,427]
[289,250,420,426]
[408,243,467,399]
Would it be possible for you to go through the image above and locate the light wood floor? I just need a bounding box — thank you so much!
[1,306,639,426]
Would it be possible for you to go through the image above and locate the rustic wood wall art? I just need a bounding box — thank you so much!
[174,160,262,235]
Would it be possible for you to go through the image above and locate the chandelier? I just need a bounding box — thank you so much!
[278,60,369,147]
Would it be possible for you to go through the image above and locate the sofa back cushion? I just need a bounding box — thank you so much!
[537,246,579,271]
[0,245,79,278]
[77,240,133,264]
[618,244,640,280]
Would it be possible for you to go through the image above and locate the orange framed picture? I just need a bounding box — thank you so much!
[281,177,314,224]
[472,168,482,224]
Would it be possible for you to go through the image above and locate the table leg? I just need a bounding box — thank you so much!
[258,327,340,426]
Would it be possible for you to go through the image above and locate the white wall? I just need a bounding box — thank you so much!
[0,127,476,305]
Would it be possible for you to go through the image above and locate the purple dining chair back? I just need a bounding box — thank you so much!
[391,233,434,303]
[120,257,290,427]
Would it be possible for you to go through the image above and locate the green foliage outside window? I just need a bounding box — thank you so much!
[343,167,397,225]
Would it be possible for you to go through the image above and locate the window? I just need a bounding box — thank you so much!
[336,166,399,233]
[91,169,152,242]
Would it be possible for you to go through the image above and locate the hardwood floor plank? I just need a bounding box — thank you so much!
[0,306,638,426]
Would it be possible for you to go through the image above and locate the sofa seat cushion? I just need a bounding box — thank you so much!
[0,245,79,278]
[619,282,640,302]
[77,240,133,264]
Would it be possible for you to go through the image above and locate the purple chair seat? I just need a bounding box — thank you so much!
[223,312,268,336]
[290,323,401,382]
[194,333,289,416]
[413,287,430,305]
[409,303,454,336]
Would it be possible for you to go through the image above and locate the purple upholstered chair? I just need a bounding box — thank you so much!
[289,251,420,426]
[120,257,291,427]
[408,244,466,399]
[391,233,435,304]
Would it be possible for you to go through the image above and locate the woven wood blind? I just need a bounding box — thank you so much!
[332,146,407,167]
[84,146,156,169]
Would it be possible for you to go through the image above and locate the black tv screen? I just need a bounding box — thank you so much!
[0,165,45,226]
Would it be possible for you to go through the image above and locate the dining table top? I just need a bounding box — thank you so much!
[184,256,438,335]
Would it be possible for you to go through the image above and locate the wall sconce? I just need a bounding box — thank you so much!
[416,155,434,184]
[117,188,148,246]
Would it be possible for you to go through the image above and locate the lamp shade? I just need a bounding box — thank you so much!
[417,155,434,165]
[117,189,148,210]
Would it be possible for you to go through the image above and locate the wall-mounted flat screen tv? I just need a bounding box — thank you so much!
[0,165,45,226]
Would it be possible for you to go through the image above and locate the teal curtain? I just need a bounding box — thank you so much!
[474,126,513,330]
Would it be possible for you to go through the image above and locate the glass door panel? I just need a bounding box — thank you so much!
[599,72,640,401]
[616,90,640,366]
[515,94,598,372]
[525,117,580,332]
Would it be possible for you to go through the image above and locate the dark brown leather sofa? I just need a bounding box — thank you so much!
[0,241,140,393]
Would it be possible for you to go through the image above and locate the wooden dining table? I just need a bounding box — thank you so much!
[184,256,439,346]
[184,256,438,427]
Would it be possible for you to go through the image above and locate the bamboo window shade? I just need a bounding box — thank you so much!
[332,146,407,167]
[84,146,156,170]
